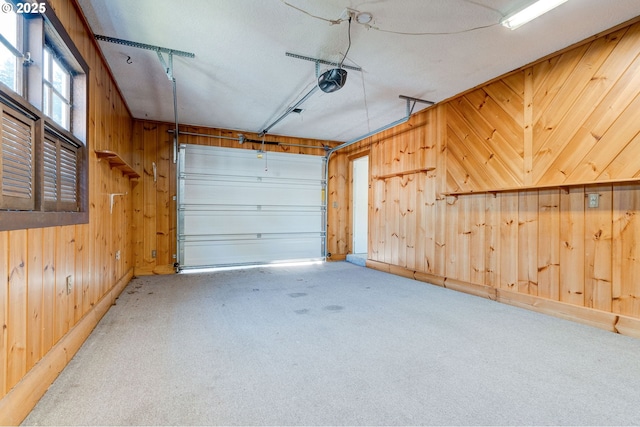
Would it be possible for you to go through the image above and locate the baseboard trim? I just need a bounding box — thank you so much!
[134,265,176,276]
[366,261,640,339]
[0,268,134,426]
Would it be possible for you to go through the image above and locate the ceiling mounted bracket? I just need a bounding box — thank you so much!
[286,52,362,72]
[156,51,174,81]
[94,34,195,58]
[399,95,431,116]
[94,34,195,81]
[258,52,362,137]
[327,95,434,156]
[94,34,195,163]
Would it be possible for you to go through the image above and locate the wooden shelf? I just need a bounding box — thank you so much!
[373,167,436,180]
[442,177,640,196]
[95,150,140,179]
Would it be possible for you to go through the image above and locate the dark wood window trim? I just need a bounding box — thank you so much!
[0,1,89,231]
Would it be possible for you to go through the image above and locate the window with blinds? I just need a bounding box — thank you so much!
[0,103,35,210]
[44,126,80,212]
[0,1,88,230]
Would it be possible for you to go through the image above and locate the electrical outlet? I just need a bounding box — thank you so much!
[588,193,599,208]
[115,250,120,260]
[152,249,157,258]
[66,275,73,295]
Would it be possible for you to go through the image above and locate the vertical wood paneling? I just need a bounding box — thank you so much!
[0,231,7,397]
[445,196,458,279]
[537,190,560,300]
[584,186,612,311]
[328,19,640,344]
[156,131,171,266]
[422,172,436,273]
[41,227,56,353]
[0,0,137,415]
[132,123,145,272]
[142,124,158,272]
[499,193,518,290]
[469,194,485,285]
[7,230,27,391]
[386,177,400,265]
[404,175,416,270]
[518,191,538,295]
[4,9,640,423]
[54,227,74,343]
[77,224,90,321]
[612,185,640,317]
[26,229,43,371]
[434,107,447,277]
[457,195,471,282]
[484,193,500,288]
[372,177,385,262]
[559,188,586,305]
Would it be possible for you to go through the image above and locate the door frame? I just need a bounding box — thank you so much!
[348,150,370,256]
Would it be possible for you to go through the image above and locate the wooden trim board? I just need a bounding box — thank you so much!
[366,260,640,339]
[0,268,133,426]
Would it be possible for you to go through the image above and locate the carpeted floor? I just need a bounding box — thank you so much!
[23,262,640,426]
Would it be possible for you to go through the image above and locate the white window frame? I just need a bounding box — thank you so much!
[0,0,25,95]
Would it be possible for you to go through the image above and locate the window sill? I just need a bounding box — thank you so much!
[0,211,88,232]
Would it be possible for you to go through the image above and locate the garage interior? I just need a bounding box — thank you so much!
[2,0,640,424]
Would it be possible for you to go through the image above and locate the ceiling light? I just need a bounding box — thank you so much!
[356,12,372,25]
[500,0,568,30]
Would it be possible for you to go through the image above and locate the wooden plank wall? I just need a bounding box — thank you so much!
[0,0,136,423]
[338,19,640,330]
[131,121,336,274]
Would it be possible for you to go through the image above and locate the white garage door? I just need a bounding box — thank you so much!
[177,144,326,269]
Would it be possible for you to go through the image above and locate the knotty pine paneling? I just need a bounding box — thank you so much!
[0,0,135,419]
[349,18,640,332]
[612,184,640,316]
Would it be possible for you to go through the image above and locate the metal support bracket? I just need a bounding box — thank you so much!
[94,35,195,164]
[286,52,362,72]
[258,52,363,137]
[156,51,175,81]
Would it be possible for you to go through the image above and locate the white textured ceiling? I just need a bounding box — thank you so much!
[77,0,640,142]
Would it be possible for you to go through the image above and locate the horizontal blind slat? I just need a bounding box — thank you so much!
[2,109,33,200]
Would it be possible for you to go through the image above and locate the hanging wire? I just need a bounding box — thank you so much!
[281,0,504,35]
[339,16,352,68]
[360,71,371,133]
[366,22,499,36]
[282,1,344,25]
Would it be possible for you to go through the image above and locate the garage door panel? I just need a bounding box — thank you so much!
[182,235,324,267]
[183,179,322,206]
[182,210,322,235]
[185,146,323,180]
[178,144,325,269]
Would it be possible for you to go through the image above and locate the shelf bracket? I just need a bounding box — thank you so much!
[109,192,128,214]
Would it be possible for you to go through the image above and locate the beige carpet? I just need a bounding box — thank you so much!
[23,262,640,426]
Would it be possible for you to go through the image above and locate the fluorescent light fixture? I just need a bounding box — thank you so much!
[501,0,568,30]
